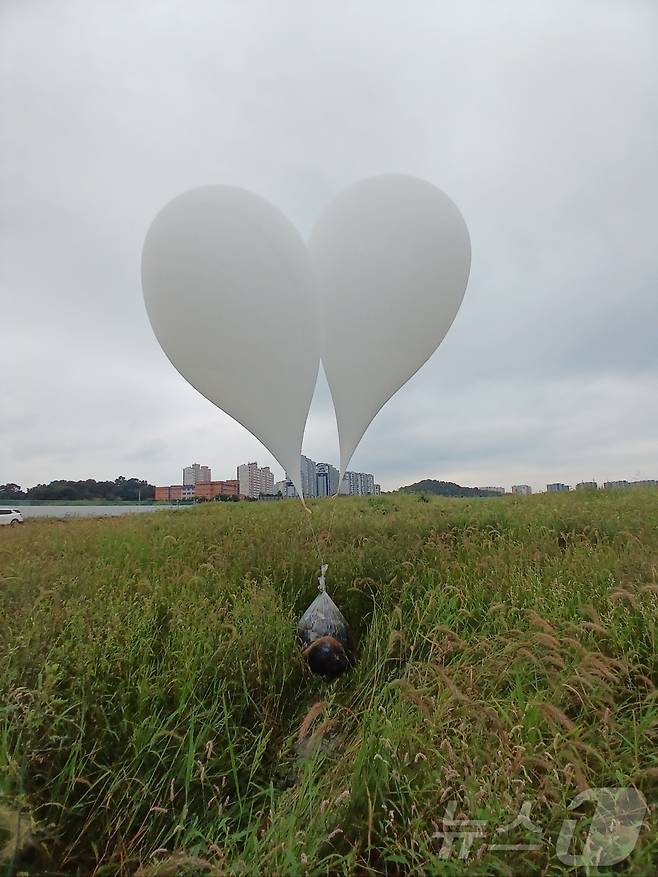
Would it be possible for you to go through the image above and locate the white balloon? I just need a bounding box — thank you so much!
[142,186,318,499]
[309,175,471,479]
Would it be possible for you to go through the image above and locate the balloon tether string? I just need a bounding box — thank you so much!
[302,490,341,593]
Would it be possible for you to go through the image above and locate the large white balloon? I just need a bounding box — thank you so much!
[142,186,318,499]
[309,175,471,479]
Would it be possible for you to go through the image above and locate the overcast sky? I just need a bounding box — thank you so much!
[2,1,657,493]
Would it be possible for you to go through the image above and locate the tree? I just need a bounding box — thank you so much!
[21,477,156,502]
[0,483,25,500]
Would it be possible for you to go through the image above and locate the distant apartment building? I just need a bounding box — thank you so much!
[183,463,211,485]
[237,462,261,499]
[281,456,381,499]
[283,455,319,499]
[374,484,381,495]
[235,463,275,498]
[480,486,505,496]
[511,485,532,496]
[340,471,377,496]
[602,479,658,490]
[317,462,340,497]
[547,483,570,492]
[260,466,275,495]
[274,479,296,498]
[300,455,318,498]
[241,458,382,500]
[341,472,358,496]
[576,481,598,491]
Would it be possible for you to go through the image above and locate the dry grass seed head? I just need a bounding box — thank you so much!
[433,666,471,704]
[135,853,225,876]
[544,653,566,670]
[581,603,602,624]
[309,718,339,749]
[579,653,619,683]
[387,630,405,653]
[580,621,610,636]
[389,679,435,723]
[298,701,327,740]
[563,760,589,792]
[570,740,607,764]
[523,755,553,773]
[562,636,587,655]
[527,610,556,635]
[533,632,562,650]
[536,703,577,732]
[516,648,543,668]
[609,589,640,608]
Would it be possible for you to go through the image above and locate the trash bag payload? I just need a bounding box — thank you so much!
[298,588,351,680]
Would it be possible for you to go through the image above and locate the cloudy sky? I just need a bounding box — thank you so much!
[2,1,657,493]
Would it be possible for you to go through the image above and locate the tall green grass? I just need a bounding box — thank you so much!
[1,491,656,875]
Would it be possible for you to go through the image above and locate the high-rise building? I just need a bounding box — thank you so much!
[286,455,319,498]
[604,480,629,490]
[236,463,277,498]
[343,472,358,495]
[576,481,598,491]
[511,485,532,496]
[547,483,570,492]
[300,455,318,498]
[279,461,380,499]
[237,462,261,498]
[631,479,658,488]
[316,462,340,497]
[341,471,377,496]
[183,463,211,485]
[260,466,274,495]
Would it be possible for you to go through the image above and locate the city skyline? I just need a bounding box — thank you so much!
[155,454,382,500]
[154,456,658,499]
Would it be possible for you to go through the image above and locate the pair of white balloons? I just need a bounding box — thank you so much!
[141,175,471,499]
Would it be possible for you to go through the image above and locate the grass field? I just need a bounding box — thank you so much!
[1,491,657,875]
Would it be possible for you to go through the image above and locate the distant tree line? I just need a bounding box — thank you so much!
[398,479,502,498]
[0,477,155,502]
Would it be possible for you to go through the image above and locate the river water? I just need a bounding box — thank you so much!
[8,505,187,519]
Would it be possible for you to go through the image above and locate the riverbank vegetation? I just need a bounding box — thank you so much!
[1,491,657,874]
[0,477,155,504]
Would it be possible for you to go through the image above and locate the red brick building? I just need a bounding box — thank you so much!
[155,480,239,502]
[194,480,240,501]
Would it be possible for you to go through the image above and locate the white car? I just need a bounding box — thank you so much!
[0,508,23,526]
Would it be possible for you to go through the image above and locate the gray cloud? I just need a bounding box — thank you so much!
[2,0,657,492]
